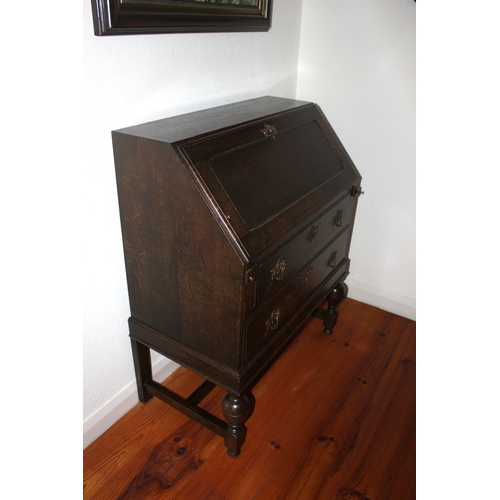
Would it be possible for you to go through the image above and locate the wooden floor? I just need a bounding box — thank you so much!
[84,299,416,500]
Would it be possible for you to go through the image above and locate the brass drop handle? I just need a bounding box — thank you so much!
[271,258,286,281]
[266,307,282,330]
[332,209,343,227]
[306,225,319,243]
[327,250,337,269]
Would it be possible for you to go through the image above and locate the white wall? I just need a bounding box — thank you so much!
[83,0,416,448]
[82,0,304,447]
[297,0,416,320]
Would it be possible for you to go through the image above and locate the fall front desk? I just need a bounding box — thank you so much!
[112,96,362,456]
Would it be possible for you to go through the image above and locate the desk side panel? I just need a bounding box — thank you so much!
[112,132,244,370]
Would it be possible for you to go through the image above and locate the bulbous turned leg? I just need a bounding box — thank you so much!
[222,392,251,457]
[323,281,348,334]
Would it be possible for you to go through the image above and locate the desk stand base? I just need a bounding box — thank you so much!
[130,282,346,457]
[131,338,251,457]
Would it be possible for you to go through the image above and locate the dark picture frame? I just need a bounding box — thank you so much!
[91,0,273,36]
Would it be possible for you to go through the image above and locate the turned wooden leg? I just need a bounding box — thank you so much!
[323,281,348,334]
[130,338,153,403]
[222,392,251,457]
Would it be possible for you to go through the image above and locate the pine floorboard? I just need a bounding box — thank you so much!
[84,298,416,500]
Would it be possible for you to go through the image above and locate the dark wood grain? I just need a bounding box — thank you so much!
[112,96,362,454]
[113,132,244,370]
[209,121,345,229]
[180,102,360,255]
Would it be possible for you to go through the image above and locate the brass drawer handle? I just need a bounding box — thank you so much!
[266,307,282,330]
[306,225,319,243]
[301,267,313,283]
[327,250,337,268]
[332,209,343,227]
[271,258,286,281]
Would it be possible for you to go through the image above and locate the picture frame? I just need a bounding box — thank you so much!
[91,0,273,36]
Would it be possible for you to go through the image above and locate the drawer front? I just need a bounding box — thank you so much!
[257,193,352,304]
[245,228,350,362]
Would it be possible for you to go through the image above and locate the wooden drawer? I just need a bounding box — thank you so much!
[257,192,352,304]
[245,228,350,361]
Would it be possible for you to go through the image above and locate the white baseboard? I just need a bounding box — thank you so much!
[83,357,179,449]
[345,277,416,321]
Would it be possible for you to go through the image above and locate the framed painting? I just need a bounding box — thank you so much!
[91,0,273,36]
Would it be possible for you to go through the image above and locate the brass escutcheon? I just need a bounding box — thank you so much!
[271,258,286,281]
[327,250,337,269]
[306,225,319,243]
[266,307,282,330]
[261,123,277,140]
[332,209,343,227]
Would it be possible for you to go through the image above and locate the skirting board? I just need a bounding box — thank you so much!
[345,277,416,321]
[83,357,179,449]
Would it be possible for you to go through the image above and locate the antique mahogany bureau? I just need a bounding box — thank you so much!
[112,96,362,456]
